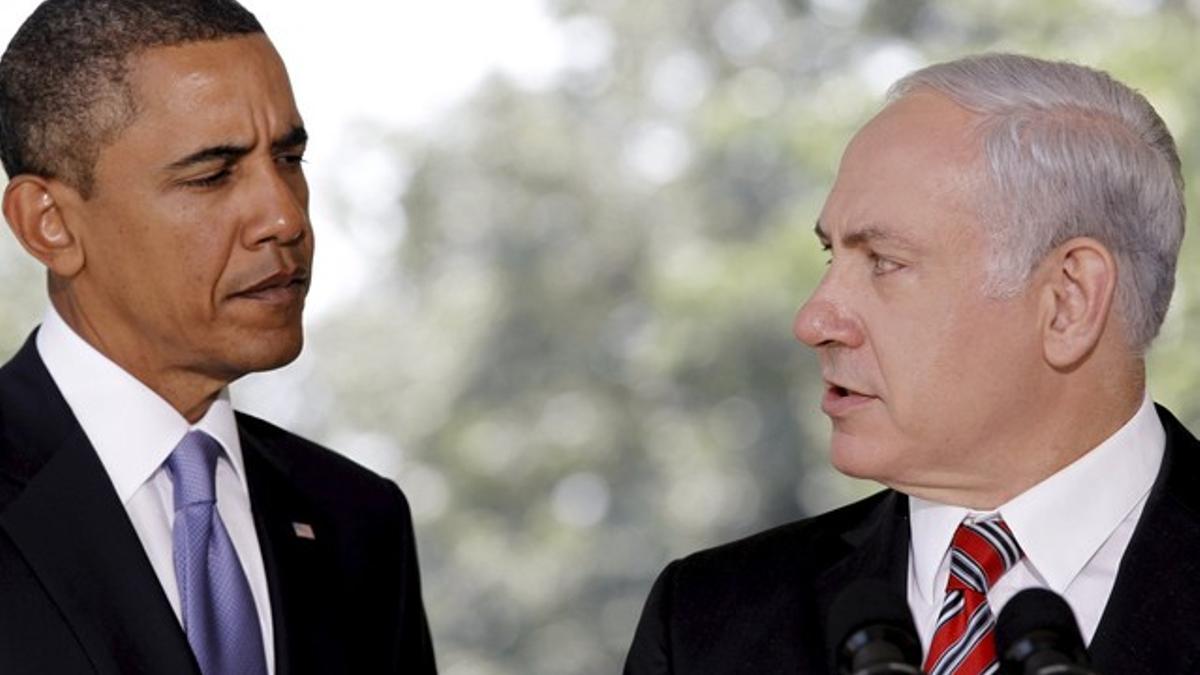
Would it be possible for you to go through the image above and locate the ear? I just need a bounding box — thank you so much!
[1039,237,1118,369]
[2,175,85,277]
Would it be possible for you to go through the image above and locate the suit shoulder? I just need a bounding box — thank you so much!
[671,490,894,585]
[235,411,409,513]
[625,491,899,672]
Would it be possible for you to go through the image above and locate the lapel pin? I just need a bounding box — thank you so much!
[292,522,316,540]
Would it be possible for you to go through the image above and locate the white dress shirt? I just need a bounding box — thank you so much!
[36,306,276,674]
[907,393,1165,651]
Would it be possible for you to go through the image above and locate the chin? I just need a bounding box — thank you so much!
[258,344,303,371]
[828,431,903,483]
[228,328,305,375]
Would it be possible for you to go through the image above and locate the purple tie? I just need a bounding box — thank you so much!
[167,430,268,675]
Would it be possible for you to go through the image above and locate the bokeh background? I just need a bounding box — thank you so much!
[5,1,1200,673]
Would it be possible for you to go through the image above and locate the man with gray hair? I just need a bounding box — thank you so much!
[0,1,435,673]
[625,53,1192,674]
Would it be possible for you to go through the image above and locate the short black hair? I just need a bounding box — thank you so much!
[0,0,264,196]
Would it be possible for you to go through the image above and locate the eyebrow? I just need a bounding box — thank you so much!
[271,125,308,153]
[814,220,922,252]
[165,124,308,171]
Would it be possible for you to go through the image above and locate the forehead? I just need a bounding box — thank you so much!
[118,35,301,151]
[820,91,986,244]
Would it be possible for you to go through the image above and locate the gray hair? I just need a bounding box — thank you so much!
[889,53,1185,352]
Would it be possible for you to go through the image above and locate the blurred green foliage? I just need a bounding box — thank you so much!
[4,1,1200,673]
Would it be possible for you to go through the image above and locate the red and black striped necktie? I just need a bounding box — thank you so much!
[923,516,1023,675]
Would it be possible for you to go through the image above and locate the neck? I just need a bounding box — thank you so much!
[50,292,225,424]
[898,364,1145,511]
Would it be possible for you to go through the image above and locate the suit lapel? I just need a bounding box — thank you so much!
[812,490,911,668]
[814,490,911,603]
[241,425,347,674]
[1089,406,1200,673]
[0,335,198,675]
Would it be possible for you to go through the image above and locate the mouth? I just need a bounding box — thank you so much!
[821,380,876,417]
[231,269,310,305]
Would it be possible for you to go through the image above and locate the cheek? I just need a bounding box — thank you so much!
[174,205,242,281]
[881,298,1038,440]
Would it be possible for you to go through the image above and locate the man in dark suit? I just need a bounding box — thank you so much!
[626,54,1195,674]
[0,1,435,673]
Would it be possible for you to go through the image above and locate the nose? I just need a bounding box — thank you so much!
[793,281,864,349]
[243,163,309,249]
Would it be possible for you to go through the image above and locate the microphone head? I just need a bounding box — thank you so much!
[996,588,1090,670]
[828,578,922,674]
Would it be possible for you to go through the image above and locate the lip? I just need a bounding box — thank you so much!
[230,269,309,305]
[820,382,877,417]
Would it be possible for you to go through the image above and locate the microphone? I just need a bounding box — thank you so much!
[995,588,1097,675]
[828,579,924,675]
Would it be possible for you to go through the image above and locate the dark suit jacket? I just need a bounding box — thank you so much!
[0,332,437,674]
[625,405,1200,674]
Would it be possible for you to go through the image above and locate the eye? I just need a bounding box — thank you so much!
[869,252,903,275]
[183,168,232,189]
[277,153,307,171]
[820,241,832,265]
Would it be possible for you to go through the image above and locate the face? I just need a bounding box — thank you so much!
[795,92,1047,497]
[62,35,312,387]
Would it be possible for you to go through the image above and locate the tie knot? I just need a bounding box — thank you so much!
[948,516,1023,594]
[167,430,222,509]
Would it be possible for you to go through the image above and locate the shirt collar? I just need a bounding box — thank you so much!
[908,393,1164,603]
[909,498,969,605]
[35,305,248,503]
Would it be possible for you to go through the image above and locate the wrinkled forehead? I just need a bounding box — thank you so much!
[821,91,989,238]
[79,34,305,197]
[92,34,304,172]
[126,35,298,117]
[848,91,983,186]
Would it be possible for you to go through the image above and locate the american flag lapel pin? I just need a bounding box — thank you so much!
[292,522,316,540]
